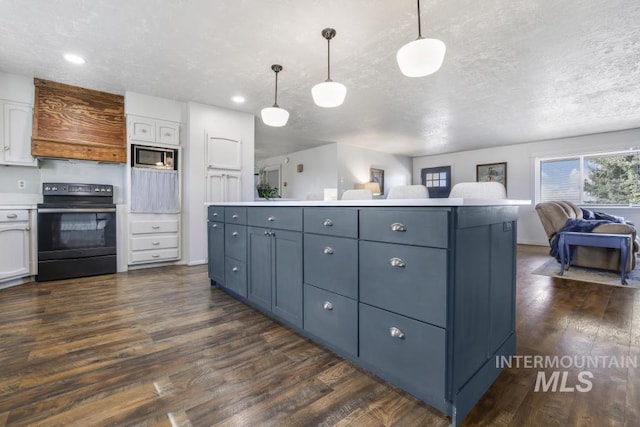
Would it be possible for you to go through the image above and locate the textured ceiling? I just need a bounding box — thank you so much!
[1,0,640,160]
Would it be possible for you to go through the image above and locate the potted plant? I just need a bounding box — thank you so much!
[256,167,281,200]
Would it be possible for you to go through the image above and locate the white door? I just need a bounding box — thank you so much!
[225,173,242,202]
[0,224,30,281]
[206,170,225,203]
[206,135,242,170]
[3,103,36,166]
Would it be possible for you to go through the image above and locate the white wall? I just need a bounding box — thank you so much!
[185,102,255,265]
[257,143,338,200]
[0,71,33,103]
[412,128,640,245]
[125,91,186,122]
[337,144,412,198]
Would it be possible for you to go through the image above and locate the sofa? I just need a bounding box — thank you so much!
[535,201,639,272]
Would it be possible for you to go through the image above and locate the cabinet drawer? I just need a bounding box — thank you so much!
[0,210,29,222]
[156,121,180,145]
[225,225,246,261]
[359,303,445,399]
[304,284,357,356]
[304,234,357,299]
[130,248,179,263]
[360,241,447,327]
[225,258,247,297]
[359,208,449,248]
[130,235,178,251]
[208,206,225,222]
[248,207,302,231]
[304,208,357,238]
[225,207,247,225]
[130,219,179,234]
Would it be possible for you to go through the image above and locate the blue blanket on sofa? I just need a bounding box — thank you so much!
[549,218,611,261]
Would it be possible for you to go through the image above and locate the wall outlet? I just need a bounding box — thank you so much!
[18,180,26,190]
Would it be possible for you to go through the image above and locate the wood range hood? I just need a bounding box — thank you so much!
[31,78,126,163]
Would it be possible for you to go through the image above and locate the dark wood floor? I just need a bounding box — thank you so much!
[0,245,638,426]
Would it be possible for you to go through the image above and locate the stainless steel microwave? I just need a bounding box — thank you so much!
[131,145,177,170]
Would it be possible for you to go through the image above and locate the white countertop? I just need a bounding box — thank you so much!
[206,198,531,207]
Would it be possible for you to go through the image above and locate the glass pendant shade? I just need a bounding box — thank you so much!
[261,106,289,127]
[397,37,446,77]
[311,81,347,108]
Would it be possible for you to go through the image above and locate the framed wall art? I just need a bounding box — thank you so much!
[476,162,507,188]
[370,168,385,195]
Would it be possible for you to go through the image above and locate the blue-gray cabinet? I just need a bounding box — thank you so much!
[207,203,518,426]
[207,220,224,284]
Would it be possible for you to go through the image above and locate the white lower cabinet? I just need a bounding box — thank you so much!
[129,213,180,265]
[0,209,31,282]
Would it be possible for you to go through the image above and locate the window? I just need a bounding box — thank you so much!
[538,151,640,205]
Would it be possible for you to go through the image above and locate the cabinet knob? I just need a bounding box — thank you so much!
[323,247,334,255]
[141,128,147,133]
[6,213,18,219]
[152,225,160,229]
[213,212,218,217]
[267,216,275,222]
[212,223,218,228]
[152,254,160,258]
[232,267,239,272]
[390,257,406,268]
[164,132,172,137]
[232,214,239,219]
[323,301,333,311]
[389,327,405,339]
[3,146,9,151]
[264,231,270,236]
[323,219,333,227]
[390,223,407,232]
[232,231,238,236]
[152,241,160,245]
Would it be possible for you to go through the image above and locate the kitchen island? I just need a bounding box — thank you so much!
[206,198,529,426]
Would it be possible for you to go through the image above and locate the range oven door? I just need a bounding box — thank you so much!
[37,206,117,281]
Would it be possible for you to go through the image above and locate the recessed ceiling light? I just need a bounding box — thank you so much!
[64,53,86,65]
[232,95,245,104]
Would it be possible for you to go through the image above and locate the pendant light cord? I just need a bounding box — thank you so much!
[417,0,422,38]
[327,38,331,81]
[274,71,279,107]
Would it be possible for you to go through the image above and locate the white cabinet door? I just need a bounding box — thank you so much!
[128,116,155,142]
[156,121,180,145]
[0,223,30,281]
[206,136,241,170]
[206,170,242,202]
[2,102,37,167]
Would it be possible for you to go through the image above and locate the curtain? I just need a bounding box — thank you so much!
[131,168,180,213]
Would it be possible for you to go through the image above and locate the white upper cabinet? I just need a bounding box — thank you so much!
[1,101,37,167]
[128,115,181,146]
[206,135,241,170]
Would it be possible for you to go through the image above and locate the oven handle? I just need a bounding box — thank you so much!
[38,208,116,213]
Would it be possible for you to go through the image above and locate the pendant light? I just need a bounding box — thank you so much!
[261,64,289,127]
[396,0,446,77]
[312,28,347,108]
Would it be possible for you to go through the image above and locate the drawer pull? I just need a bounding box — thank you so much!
[323,247,334,255]
[232,231,239,236]
[141,128,147,133]
[164,132,172,137]
[6,213,18,219]
[323,301,333,310]
[212,223,218,228]
[390,257,406,268]
[323,219,333,227]
[389,327,405,339]
[232,267,239,272]
[232,214,239,219]
[152,241,160,245]
[267,216,275,222]
[152,254,160,258]
[390,223,407,232]
[152,225,160,229]
[212,212,218,217]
